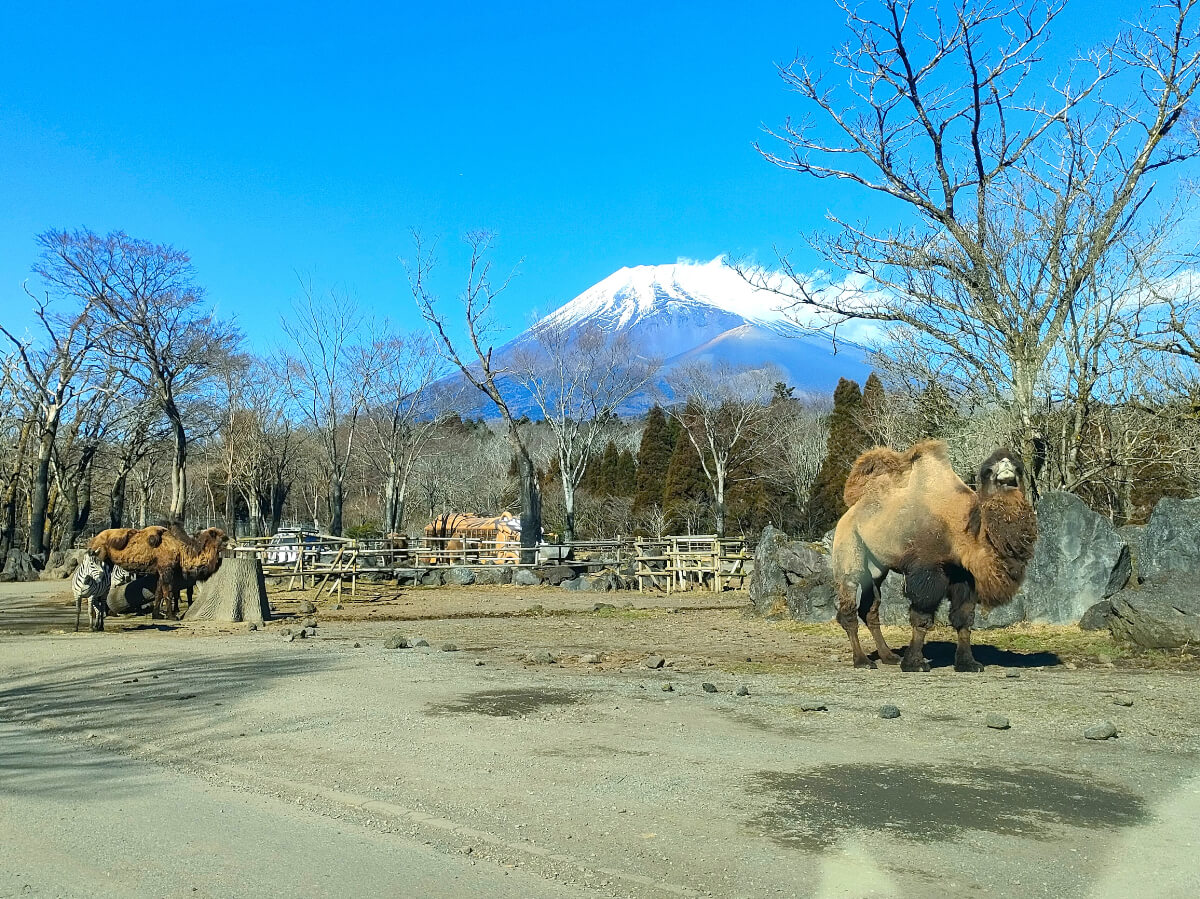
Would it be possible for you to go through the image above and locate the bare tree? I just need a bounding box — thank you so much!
[361,332,448,534]
[407,230,544,562]
[0,358,34,568]
[745,0,1200,497]
[281,283,377,536]
[0,289,100,558]
[511,322,658,543]
[664,362,781,537]
[33,229,240,520]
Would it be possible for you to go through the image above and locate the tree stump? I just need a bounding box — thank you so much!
[184,556,272,624]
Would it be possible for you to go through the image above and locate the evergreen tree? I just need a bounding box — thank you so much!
[861,372,887,441]
[806,378,871,536]
[633,406,679,517]
[663,413,710,532]
[614,449,637,497]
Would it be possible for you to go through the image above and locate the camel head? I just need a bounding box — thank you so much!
[977,448,1026,497]
[196,527,231,553]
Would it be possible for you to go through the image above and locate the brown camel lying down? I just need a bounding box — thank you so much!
[832,440,1038,671]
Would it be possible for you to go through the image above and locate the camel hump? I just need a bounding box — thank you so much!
[144,526,167,548]
[843,440,950,507]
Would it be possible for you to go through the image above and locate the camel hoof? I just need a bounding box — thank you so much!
[878,652,901,666]
[853,658,878,669]
[955,659,985,673]
[900,657,930,672]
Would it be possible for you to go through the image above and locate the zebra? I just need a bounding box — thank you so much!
[72,558,136,632]
[73,554,112,632]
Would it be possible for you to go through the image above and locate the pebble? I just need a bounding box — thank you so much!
[800,700,828,712]
[414,639,430,647]
[644,655,665,669]
[879,704,901,719]
[985,713,1011,730]
[1085,720,1118,740]
[284,633,295,643]
[247,623,257,631]
[581,653,601,665]
[661,683,674,692]
[441,643,460,652]
[298,600,317,614]
[303,627,317,638]
[1005,671,1021,679]
[735,686,750,697]
[701,682,718,693]
[383,633,409,650]
[474,659,484,666]
[1064,662,1077,670]
[1113,696,1134,707]
[530,651,556,665]
[300,617,317,629]
[352,642,361,648]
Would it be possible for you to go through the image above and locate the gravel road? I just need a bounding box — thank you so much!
[1,581,1198,898]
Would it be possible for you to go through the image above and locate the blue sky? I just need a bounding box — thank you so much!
[1,1,1136,351]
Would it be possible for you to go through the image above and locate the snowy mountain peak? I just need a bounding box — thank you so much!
[533,257,795,335]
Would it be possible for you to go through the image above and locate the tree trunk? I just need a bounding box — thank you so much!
[714,464,727,539]
[383,465,399,533]
[184,556,271,624]
[0,419,33,571]
[329,476,344,536]
[29,428,54,559]
[110,473,128,528]
[165,399,188,519]
[517,452,541,565]
[561,471,576,545]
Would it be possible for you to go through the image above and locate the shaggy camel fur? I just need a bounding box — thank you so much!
[88,524,229,620]
[832,440,1038,672]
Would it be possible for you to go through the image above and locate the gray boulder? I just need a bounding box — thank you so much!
[41,549,87,581]
[1140,497,1200,580]
[0,549,39,583]
[1009,491,1130,625]
[561,576,588,591]
[445,566,477,586]
[1078,601,1113,631]
[513,568,543,586]
[419,570,443,587]
[1109,579,1200,648]
[394,568,422,586]
[1117,525,1146,581]
[473,566,513,586]
[542,565,577,587]
[749,525,836,622]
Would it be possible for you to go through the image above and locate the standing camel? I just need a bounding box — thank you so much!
[88,525,229,619]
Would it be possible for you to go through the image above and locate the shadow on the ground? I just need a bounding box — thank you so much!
[921,640,1061,669]
[0,649,335,799]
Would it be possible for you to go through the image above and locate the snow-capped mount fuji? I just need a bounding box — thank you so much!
[481,258,872,414]
[435,259,872,417]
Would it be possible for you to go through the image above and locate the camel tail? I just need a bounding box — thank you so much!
[843,439,949,507]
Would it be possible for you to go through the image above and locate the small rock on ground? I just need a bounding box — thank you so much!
[644,655,665,669]
[474,659,484,666]
[800,700,828,712]
[414,639,430,647]
[661,683,674,692]
[581,653,601,665]
[1113,696,1135,707]
[300,617,317,629]
[735,686,750,697]
[298,600,317,614]
[879,704,901,719]
[383,633,409,650]
[1085,720,1118,740]
[529,651,556,665]
[985,713,1011,730]
[441,643,460,652]
[701,683,718,693]
[352,642,361,648]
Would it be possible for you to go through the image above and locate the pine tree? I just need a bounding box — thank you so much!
[663,421,710,532]
[806,378,871,536]
[614,449,637,497]
[633,406,679,516]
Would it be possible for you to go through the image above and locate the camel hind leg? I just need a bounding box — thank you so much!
[861,575,900,665]
[901,566,947,672]
[836,574,876,669]
[833,532,880,669]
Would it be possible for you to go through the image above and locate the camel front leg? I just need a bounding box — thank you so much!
[902,608,933,672]
[948,582,983,672]
[837,577,876,669]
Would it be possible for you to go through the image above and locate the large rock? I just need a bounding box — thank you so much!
[445,566,477,586]
[41,549,87,581]
[1109,579,1200,648]
[749,525,836,622]
[473,566,513,586]
[0,549,39,583]
[1140,497,1200,580]
[513,568,543,587]
[541,565,578,587]
[1007,491,1131,625]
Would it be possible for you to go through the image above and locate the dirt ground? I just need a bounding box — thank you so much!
[2,579,1199,898]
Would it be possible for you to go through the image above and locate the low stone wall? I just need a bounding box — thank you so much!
[749,492,1200,648]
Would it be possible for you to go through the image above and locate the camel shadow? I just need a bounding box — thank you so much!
[919,640,1061,669]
